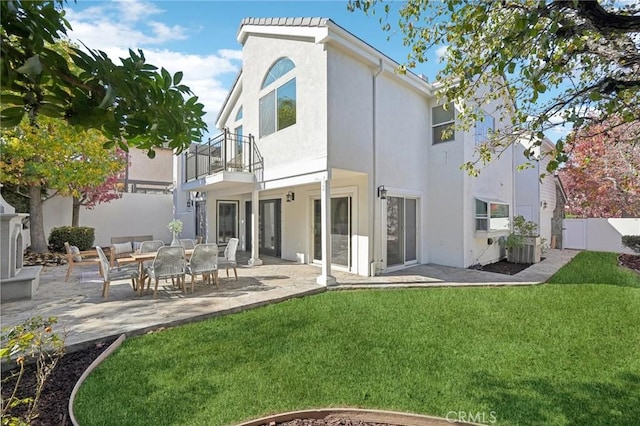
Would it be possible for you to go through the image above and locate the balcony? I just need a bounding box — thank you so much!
[183,130,263,192]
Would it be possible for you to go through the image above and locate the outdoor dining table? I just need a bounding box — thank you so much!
[131,248,194,296]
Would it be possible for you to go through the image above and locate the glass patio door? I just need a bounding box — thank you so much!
[260,199,281,257]
[217,201,238,245]
[387,197,417,267]
[313,196,351,269]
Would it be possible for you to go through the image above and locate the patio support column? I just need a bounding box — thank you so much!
[248,189,262,266]
[316,177,336,286]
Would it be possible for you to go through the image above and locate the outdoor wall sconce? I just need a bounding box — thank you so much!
[286,191,295,202]
[541,200,548,209]
[377,185,387,200]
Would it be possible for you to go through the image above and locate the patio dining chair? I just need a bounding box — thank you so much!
[144,245,186,298]
[138,240,165,285]
[217,238,239,281]
[185,243,219,292]
[179,239,196,249]
[64,242,100,282]
[95,246,138,299]
[139,240,165,253]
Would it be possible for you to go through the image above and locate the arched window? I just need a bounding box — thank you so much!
[259,57,296,138]
[261,58,295,89]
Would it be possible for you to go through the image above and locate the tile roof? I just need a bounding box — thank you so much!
[240,17,330,28]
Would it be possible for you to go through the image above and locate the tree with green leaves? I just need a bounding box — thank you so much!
[349,0,640,174]
[1,117,127,253]
[1,0,207,156]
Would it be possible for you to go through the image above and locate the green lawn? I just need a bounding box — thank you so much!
[74,252,640,426]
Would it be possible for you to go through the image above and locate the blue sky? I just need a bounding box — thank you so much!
[64,0,573,142]
[64,0,444,140]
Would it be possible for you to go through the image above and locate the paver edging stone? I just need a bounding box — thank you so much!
[68,333,126,426]
[235,407,482,426]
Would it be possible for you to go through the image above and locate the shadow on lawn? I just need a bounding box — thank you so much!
[471,371,640,425]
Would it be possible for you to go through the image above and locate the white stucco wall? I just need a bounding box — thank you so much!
[462,96,515,267]
[126,148,173,183]
[37,192,174,248]
[237,34,329,182]
[326,48,374,174]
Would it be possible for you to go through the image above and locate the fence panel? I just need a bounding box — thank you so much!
[563,219,586,250]
[563,218,640,253]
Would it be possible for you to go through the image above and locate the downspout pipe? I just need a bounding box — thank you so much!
[371,58,383,276]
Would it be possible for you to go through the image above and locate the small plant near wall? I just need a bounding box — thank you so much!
[1,316,66,425]
[506,215,542,264]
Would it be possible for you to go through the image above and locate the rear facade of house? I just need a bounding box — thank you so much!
[181,17,517,282]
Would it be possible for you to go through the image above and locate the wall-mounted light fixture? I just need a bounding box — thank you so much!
[286,191,295,202]
[377,185,387,200]
[186,192,196,208]
[541,200,548,209]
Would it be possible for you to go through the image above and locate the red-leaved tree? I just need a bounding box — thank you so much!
[70,149,129,227]
[559,121,640,218]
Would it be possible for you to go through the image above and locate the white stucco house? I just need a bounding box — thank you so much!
[180,17,528,283]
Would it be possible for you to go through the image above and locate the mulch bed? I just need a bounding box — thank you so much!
[619,253,640,273]
[468,259,538,275]
[1,338,117,426]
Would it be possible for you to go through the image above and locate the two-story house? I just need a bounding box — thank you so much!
[181,17,519,284]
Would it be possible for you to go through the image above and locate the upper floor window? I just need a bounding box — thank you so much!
[235,106,243,121]
[259,57,296,138]
[261,58,295,89]
[432,103,455,144]
[475,198,509,232]
[475,109,495,145]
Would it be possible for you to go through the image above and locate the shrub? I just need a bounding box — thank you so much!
[621,235,640,254]
[49,226,95,252]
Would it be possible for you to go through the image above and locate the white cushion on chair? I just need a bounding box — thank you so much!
[69,245,82,262]
[112,242,133,255]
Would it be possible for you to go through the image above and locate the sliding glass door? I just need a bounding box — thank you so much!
[313,196,351,269]
[387,196,417,267]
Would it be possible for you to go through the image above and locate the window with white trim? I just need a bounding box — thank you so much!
[432,103,455,144]
[259,58,296,138]
[475,109,495,145]
[475,199,509,231]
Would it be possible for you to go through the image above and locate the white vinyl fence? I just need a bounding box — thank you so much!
[562,218,640,254]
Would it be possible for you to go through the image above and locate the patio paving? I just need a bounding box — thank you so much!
[0,249,578,352]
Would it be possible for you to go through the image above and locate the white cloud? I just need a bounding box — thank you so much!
[64,0,241,138]
[435,45,449,61]
[115,0,163,23]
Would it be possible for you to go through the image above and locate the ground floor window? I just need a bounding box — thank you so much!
[387,196,417,267]
[313,196,352,269]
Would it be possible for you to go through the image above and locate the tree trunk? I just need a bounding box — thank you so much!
[72,196,81,227]
[29,184,48,253]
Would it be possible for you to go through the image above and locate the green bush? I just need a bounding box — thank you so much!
[49,226,95,252]
[621,235,640,254]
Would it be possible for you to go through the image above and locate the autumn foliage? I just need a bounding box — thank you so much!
[559,122,640,218]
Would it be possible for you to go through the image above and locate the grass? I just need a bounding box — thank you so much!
[74,252,640,426]
[547,251,640,287]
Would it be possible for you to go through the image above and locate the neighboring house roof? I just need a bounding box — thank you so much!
[216,16,434,129]
[554,173,568,203]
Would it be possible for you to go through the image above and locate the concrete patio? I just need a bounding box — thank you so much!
[0,249,578,352]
